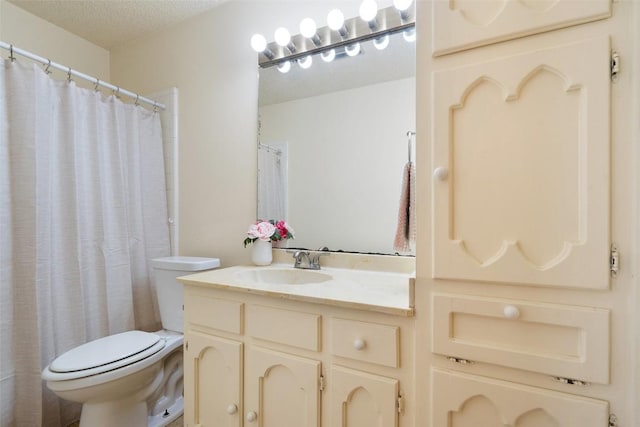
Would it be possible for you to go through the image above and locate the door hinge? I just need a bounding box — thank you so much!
[185,341,189,351]
[319,375,325,392]
[609,413,618,427]
[397,394,405,414]
[552,376,589,386]
[610,244,619,278]
[447,356,474,365]
[611,50,620,82]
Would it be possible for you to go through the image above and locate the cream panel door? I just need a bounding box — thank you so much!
[432,0,610,56]
[183,332,242,427]
[432,36,610,289]
[432,369,609,426]
[331,365,399,427]
[245,346,321,427]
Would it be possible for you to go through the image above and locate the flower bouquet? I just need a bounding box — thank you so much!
[243,220,295,247]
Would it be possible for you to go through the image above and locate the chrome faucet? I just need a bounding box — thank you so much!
[292,249,330,270]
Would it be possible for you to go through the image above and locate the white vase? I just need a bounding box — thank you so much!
[251,240,273,266]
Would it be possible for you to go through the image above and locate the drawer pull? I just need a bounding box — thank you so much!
[503,305,520,319]
[227,404,238,415]
[353,339,366,350]
[246,411,258,422]
[553,376,589,386]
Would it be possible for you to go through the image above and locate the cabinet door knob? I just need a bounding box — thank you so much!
[246,411,258,422]
[226,404,238,415]
[353,339,366,350]
[433,167,449,181]
[503,305,520,319]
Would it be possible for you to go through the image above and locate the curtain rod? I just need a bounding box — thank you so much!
[0,41,166,111]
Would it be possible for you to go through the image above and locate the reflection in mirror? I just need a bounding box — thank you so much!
[258,28,415,255]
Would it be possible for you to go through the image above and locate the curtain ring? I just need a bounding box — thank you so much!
[67,67,72,82]
[44,59,52,74]
[9,44,15,62]
[114,87,120,98]
[134,94,140,106]
[94,79,100,91]
[153,101,159,113]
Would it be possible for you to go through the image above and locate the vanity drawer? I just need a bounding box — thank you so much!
[331,318,400,368]
[184,291,243,335]
[246,304,321,351]
[432,293,610,383]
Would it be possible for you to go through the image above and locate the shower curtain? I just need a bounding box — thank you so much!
[257,143,287,221]
[0,60,171,426]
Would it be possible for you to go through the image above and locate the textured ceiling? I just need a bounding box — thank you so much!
[7,0,228,49]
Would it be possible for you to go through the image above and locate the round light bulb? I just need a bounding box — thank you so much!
[321,49,336,62]
[274,27,291,47]
[298,55,312,69]
[345,43,361,57]
[327,9,345,31]
[250,34,267,53]
[359,0,378,22]
[373,34,389,50]
[277,61,291,73]
[393,0,413,11]
[300,18,317,39]
[403,27,416,42]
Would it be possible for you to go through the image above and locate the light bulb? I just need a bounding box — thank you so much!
[277,61,291,73]
[321,49,336,62]
[274,27,291,47]
[393,0,413,11]
[403,27,416,42]
[345,43,361,57]
[373,34,389,50]
[300,18,317,39]
[250,34,267,53]
[298,55,312,69]
[327,9,345,31]
[359,0,378,22]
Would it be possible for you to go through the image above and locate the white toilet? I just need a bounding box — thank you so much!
[42,256,220,427]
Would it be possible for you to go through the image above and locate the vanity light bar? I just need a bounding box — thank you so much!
[254,5,415,69]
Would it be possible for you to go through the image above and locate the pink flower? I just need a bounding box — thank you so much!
[247,221,276,241]
[275,220,294,239]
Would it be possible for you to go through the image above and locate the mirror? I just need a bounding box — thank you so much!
[258,30,415,255]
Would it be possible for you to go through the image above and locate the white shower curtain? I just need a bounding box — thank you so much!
[0,60,171,426]
[257,143,287,221]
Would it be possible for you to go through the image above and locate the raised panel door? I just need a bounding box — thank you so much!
[183,332,242,427]
[432,0,611,55]
[432,36,610,289]
[331,365,399,427]
[432,368,608,426]
[244,346,321,427]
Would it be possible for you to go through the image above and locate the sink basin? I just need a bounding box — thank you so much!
[236,268,332,285]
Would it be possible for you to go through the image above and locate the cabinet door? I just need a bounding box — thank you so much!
[183,332,242,427]
[432,369,608,426]
[331,365,399,427]
[245,346,321,427]
[431,0,610,55]
[432,36,610,290]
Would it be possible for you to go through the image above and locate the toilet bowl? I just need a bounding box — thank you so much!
[42,256,220,427]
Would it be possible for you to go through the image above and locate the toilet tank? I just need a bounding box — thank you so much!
[151,256,220,333]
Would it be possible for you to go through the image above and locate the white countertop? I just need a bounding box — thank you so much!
[179,263,415,317]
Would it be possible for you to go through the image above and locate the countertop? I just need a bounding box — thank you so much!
[179,262,415,317]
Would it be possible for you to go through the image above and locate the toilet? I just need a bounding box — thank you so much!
[41,256,220,427]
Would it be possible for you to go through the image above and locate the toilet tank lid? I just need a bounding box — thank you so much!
[48,331,163,374]
[151,256,221,271]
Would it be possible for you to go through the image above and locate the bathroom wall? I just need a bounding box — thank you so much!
[0,0,109,82]
[109,1,386,265]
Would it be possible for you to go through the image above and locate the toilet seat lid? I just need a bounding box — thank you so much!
[49,331,164,374]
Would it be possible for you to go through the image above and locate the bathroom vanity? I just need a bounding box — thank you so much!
[179,252,415,427]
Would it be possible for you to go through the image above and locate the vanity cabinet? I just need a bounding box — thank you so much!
[418,0,637,425]
[182,283,414,427]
